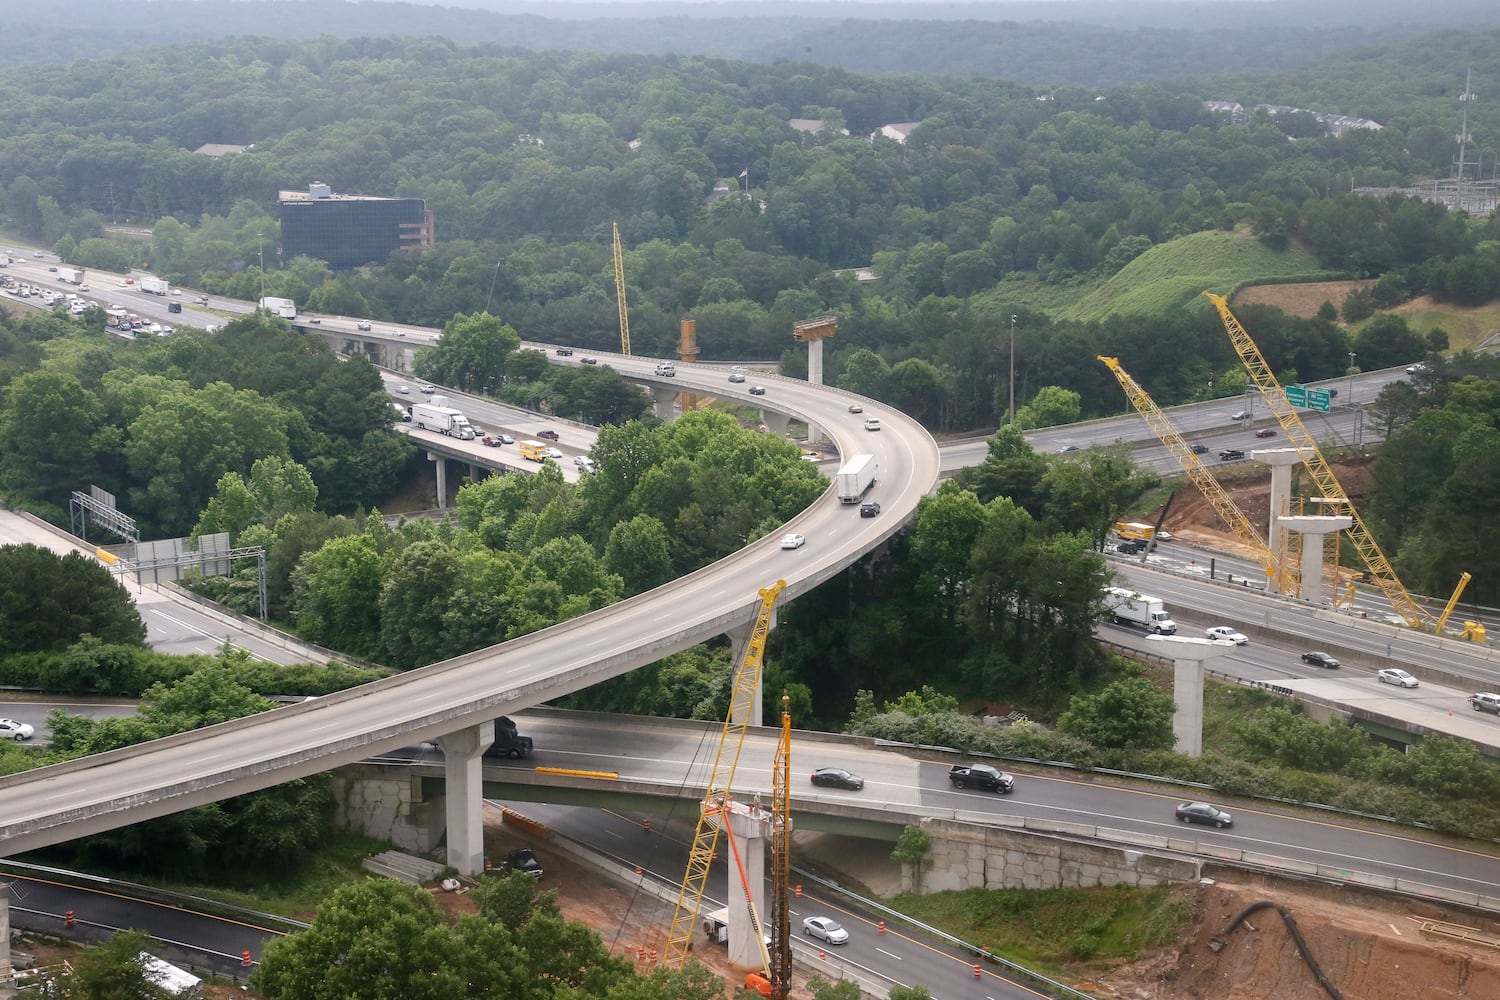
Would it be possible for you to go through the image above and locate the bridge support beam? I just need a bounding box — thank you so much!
[1146,637,1237,757]
[437,721,494,876]
[426,452,450,509]
[651,386,679,422]
[1278,514,1354,604]
[759,411,790,438]
[720,803,771,971]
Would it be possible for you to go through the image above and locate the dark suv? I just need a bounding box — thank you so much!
[948,763,1015,793]
[1219,448,1245,461]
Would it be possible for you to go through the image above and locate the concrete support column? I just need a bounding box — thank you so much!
[651,386,679,421]
[1253,448,1311,595]
[721,804,771,971]
[1279,514,1353,604]
[437,721,494,876]
[427,452,449,509]
[807,338,825,388]
[760,412,790,438]
[1147,637,1238,758]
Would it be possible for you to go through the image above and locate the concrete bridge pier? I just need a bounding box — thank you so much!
[1254,448,1309,587]
[437,720,494,876]
[759,411,790,438]
[1146,637,1238,757]
[717,800,772,971]
[1278,514,1353,604]
[427,452,451,508]
[651,386,679,421]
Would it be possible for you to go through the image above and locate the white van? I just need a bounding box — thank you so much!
[654,362,676,377]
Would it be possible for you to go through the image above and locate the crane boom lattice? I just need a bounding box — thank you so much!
[665,580,786,967]
[768,701,793,999]
[1203,292,1431,625]
[612,222,631,356]
[1098,356,1298,595]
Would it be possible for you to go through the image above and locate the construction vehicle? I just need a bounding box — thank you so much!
[1099,356,1298,595]
[1201,293,1476,633]
[612,222,631,355]
[666,581,786,971]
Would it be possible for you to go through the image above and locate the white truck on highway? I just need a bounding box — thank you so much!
[836,453,878,504]
[1103,586,1177,635]
[259,296,297,318]
[410,401,475,440]
[139,276,169,296]
[56,266,85,285]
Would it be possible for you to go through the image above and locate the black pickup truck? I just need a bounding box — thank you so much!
[948,763,1016,793]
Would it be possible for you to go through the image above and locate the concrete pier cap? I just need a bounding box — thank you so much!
[1277,513,1354,604]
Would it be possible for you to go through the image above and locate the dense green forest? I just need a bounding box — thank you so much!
[7,0,1500,84]
[5,33,1499,438]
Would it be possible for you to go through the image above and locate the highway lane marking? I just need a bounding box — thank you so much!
[875,947,902,960]
[8,873,294,935]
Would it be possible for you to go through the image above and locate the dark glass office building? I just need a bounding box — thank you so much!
[278,182,434,270]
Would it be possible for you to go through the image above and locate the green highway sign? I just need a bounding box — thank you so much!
[1285,384,1330,413]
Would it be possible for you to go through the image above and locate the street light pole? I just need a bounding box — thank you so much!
[256,234,266,305]
[485,258,503,314]
[1347,351,1357,407]
[1348,351,1360,448]
[1008,314,1017,426]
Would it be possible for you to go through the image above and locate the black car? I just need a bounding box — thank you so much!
[1301,651,1340,669]
[1175,802,1233,828]
[580,356,598,365]
[810,767,864,790]
[555,348,573,356]
[749,385,767,396]
[1219,449,1245,461]
[167,301,182,313]
[1190,443,1209,455]
[948,763,1015,793]
[860,500,880,518]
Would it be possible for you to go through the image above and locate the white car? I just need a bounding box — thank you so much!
[728,373,747,383]
[1205,626,1248,645]
[544,447,564,460]
[780,533,806,550]
[0,718,35,741]
[170,288,182,296]
[418,383,436,394]
[395,384,410,395]
[802,916,848,944]
[356,320,372,331]
[863,417,882,432]
[1377,668,1419,689]
[573,455,595,472]
[1405,363,1428,375]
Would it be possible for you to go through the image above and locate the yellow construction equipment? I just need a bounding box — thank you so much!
[1099,356,1298,595]
[1202,292,1464,626]
[1434,572,1472,633]
[665,580,786,968]
[767,696,793,1000]
[612,222,631,356]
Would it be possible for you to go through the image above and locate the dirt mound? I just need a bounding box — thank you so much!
[1234,281,1374,319]
[1089,875,1500,1000]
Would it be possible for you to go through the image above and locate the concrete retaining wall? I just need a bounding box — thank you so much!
[916,816,1200,893]
[330,763,444,855]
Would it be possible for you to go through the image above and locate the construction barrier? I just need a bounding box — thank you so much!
[500,806,551,840]
[242,951,253,967]
[65,910,75,928]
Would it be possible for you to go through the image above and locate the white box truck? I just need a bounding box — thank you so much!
[56,266,85,285]
[410,401,475,440]
[139,276,169,296]
[835,453,878,503]
[1103,586,1177,635]
[258,296,297,318]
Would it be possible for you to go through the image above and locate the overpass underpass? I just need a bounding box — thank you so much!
[0,367,941,878]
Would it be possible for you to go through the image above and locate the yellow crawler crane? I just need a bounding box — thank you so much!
[665,580,786,967]
[1202,291,1460,627]
[1098,356,1299,596]
[612,222,631,355]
